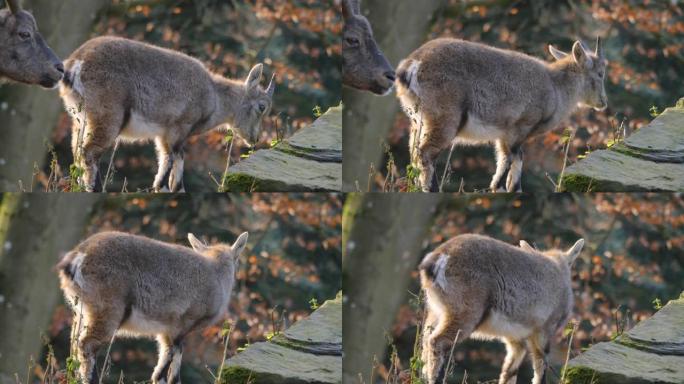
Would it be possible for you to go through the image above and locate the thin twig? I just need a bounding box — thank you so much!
[102,139,120,193]
[441,330,462,384]
[220,128,236,192]
[439,141,457,192]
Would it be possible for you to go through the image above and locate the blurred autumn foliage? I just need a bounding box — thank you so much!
[46,0,341,192]
[384,193,684,383]
[42,193,342,382]
[380,0,684,192]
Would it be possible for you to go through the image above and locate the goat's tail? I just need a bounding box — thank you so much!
[396,58,422,97]
[419,251,449,291]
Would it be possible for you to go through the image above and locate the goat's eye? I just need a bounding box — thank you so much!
[257,103,267,113]
[18,31,31,40]
[345,37,360,47]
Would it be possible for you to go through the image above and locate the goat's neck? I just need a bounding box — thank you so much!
[205,75,246,132]
[548,60,585,120]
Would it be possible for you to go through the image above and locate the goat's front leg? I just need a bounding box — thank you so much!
[506,145,524,193]
[490,140,512,192]
[498,338,527,384]
[153,138,173,193]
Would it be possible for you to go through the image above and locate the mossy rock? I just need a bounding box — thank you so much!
[224,107,342,191]
[221,296,342,384]
[563,102,684,192]
[566,294,684,383]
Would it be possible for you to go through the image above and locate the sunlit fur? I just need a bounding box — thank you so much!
[419,234,584,384]
[59,36,274,192]
[57,231,248,384]
[396,37,607,192]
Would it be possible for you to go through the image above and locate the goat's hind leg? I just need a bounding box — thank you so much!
[506,144,524,193]
[414,115,458,193]
[168,144,186,193]
[80,112,123,192]
[526,333,550,384]
[490,140,512,192]
[77,310,121,384]
[153,138,173,193]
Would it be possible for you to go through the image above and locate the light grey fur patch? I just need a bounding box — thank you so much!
[433,253,449,290]
[71,251,87,288]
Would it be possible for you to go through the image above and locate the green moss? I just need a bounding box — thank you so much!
[222,173,261,192]
[220,366,256,384]
[563,365,600,384]
[561,173,597,192]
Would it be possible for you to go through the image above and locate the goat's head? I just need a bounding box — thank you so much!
[232,64,274,146]
[550,37,607,111]
[342,0,395,95]
[188,232,249,277]
[0,0,63,88]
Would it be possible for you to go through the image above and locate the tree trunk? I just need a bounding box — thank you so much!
[0,194,102,379]
[0,0,110,191]
[342,0,447,191]
[342,193,442,383]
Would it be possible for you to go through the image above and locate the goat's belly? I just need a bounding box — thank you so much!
[472,310,532,340]
[456,117,502,143]
[119,112,165,141]
[118,309,169,336]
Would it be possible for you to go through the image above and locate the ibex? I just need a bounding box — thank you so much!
[0,0,63,87]
[59,36,275,192]
[57,230,249,384]
[342,0,395,95]
[419,234,584,384]
[396,37,607,192]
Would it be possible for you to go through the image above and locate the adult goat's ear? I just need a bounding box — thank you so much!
[6,0,21,14]
[342,0,359,20]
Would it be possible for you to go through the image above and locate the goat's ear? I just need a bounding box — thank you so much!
[572,41,592,68]
[342,0,359,19]
[232,232,249,255]
[245,64,263,90]
[188,233,208,252]
[565,238,584,265]
[548,45,568,61]
[6,0,21,14]
[266,73,276,98]
[519,240,535,252]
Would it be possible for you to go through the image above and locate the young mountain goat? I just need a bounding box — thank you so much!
[59,36,275,192]
[342,0,395,95]
[396,37,607,192]
[419,234,584,384]
[0,0,63,87]
[57,231,248,384]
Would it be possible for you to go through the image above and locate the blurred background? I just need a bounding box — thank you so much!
[343,193,684,383]
[0,0,341,192]
[343,0,684,192]
[0,193,342,382]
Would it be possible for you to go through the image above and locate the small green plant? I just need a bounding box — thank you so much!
[236,342,251,353]
[69,164,85,192]
[649,105,660,118]
[406,164,421,192]
[652,297,663,310]
[240,149,254,159]
[270,138,282,148]
[65,355,81,384]
[312,105,323,118]
[215,321,234,384]
[309,297,319,310]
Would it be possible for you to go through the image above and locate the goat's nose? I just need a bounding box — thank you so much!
[384,71,396,82]
[55,62,65,73]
